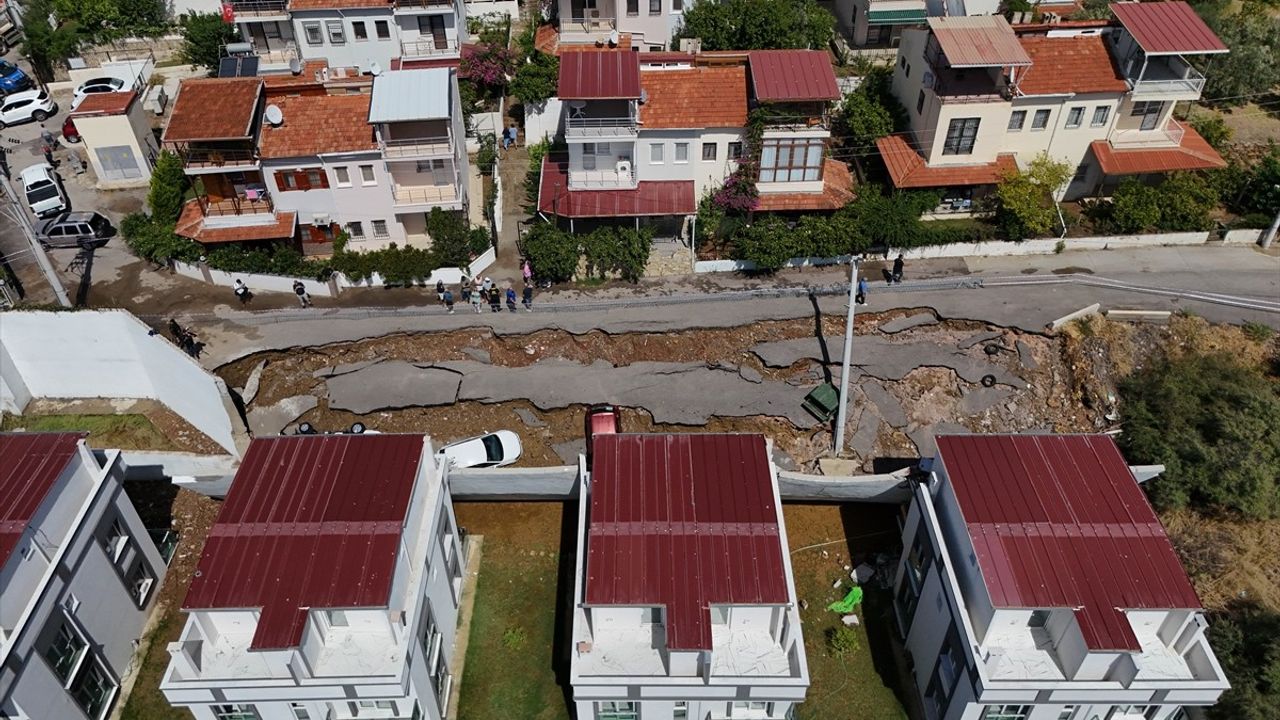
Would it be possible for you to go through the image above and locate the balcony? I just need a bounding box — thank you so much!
[567,167,636,190]
[565,116,638,139]
[249,41,298,66]
[561,16,617,34]
[394,0,454,8]
[1128,56,1206,99]
[393,184,459,207]
[382,136,453,159]
[1109,121,1186,149]
[400,37,459,59]
[229,0,288,18]
[199,194,273,217]
[177,145,258,170]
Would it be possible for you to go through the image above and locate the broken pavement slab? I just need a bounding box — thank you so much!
[552,438,587,464]
[878,312,939,334]
[241,359,267,405]
[860,382,908,428]
[957,386,1015,415]
[312,358,383,378]
[752,335,1024,387]
[514,407,547,427]
[907,422,968,457]
[959,330,1003,349]
[327,360,462,414]
[462,347,492,364]
[1016,339,1039,370]
[247,394,318,436]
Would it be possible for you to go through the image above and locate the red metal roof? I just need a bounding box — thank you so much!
[747,50,840,102]
[877,135,1018,188]
[935,434,1202,652]
[538,157,695,218]
[928,16,1033,68]
[184,434,427,650]
[559,51,642,100]
[1091,120,1226,175]
[0,433,85,568]
[585,434,789,651]
[1110,1,1227,56]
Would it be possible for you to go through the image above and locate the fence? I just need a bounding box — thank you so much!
[334,246,497,289]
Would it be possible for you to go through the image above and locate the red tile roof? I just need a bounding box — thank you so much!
[1091,121,1226,175]
[184,434,428,650]
[755,158,855,212]
[538,157,695,218]
[639,66,748,129]
[747,50,840,102]
[877,135,1017,188]
[257,93,376,159]
[1110,1,1227,55]
[586,434,789,651]
[0,433,85,568]
[559,50,642,100]
[175,200,298,245]
[1016,35,1127,96]
[71,90,137,117]
[928,16,1033,68]
[164,78,262,143]
[936,434,1202,652]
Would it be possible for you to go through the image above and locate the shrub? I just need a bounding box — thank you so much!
[581,226,653,282]
[850,186,939,249]
[731,216,798,271]
[476,134,498,175]
[1207,602,1280,720]
[204,244,325,279]
[510,50,559,106]
[1242,321,1274,342]
[1156,172,1218,231]
[712,169,759,213]
[424,208,490,267]
[501,626,528,650]
[826,625,860,657]
[120,214,201,265]
[992,153,1071,240]
[1119,352,1280,519]
[677,0,835,51]
[1190,114,1232,152]
[329,243,437,285]
[460,42,517,97]
[147,151,188,224]
[524,139,551,208]
[521,221,578,282]
[1110,180,1163,233]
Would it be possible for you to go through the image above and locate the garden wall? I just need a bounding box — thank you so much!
[334,245,497,289]
[523,98,563,145]
[1222,228,1266,245]
[465,0,520,19]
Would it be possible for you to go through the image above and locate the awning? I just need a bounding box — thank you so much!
[876,135,1017,188]
[1091,122,1226,176]
[538,156,694,218]
[868,9,927,25]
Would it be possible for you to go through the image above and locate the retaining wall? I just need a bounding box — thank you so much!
[1222,228,1265,245]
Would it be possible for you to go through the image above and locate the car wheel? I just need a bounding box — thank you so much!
[32,110,49,121]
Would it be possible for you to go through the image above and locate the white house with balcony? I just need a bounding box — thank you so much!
[160,433,465,720]
[571,433,809,720]
[0,433,168,720]
[225,1,298,72]
[273,0,464,72]
[894,434,1230,720]
[556,0,687,51]
[877,5,1228,208]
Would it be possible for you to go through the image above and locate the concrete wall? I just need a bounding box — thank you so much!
[1222,228,1265,245]
[172,260,337,297]
[262,152,404,246]
[293,9,400,72]
[0,311,247,456]
[465,1,519,19]
[0,336,32,412]
[523,98,564,144]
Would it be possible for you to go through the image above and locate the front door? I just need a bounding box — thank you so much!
[1135,101,1163,131]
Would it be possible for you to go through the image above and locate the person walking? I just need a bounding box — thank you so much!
[292,280,312,308]
[482,276,494,294]
[443,288,455,313]
[488,286,501,313]
[435,279,446,301]
[891,254,905,284]
[522,258,533,285]
[39,124,57,167]
[460,278,471,304]
[471,285,484,313]
[522,283,533,311]
[855,276,869,306]
[505,286,517,312]
[233,279,252,304]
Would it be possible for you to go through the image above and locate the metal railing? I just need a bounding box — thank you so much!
[251,41,298,64]
[229,0,288,15]
[1109,121,1186,149]
[394,0,454,7]
[565,116,638,137]
[1130,74,1206,97]
[567,168,637,189]
[562,16,617,33]
[392,184,458,205]
[199,194,274,217]
[382,136,453,158]
[400,37,459,58]
[179,146,257,167]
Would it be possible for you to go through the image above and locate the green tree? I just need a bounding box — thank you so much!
[1190,114,1232,152]
[1156,172,1218,231]
[676,0,834,51]
[20,0,83,81]
[521,222,579,282]
[1233,145,1280,217]
[849,185,938,249]
[1071,0,1113,20]
[424,208,491,267]
[147,151,188,224]
[1119,352,1280,519]
[111,0,169,38]
[992,152,1071,239]
[1199,7,1280,107]
[732,215,798,271]
[510,51,559,106]
[179,12,239,74]
[1208,602,1280,720]
[1110,179,1162,233]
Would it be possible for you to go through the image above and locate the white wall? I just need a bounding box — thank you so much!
[262,152,404,245]
[170,0,222,17]
[523,98,564,144]
[76,111,154,190]
[0,311,246,456]
[293,9,400,71]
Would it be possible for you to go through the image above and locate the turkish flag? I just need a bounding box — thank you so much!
[221,2,235,23]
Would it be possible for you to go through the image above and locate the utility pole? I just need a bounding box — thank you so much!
[0,169,71,308]
[833,256,859,456]
[1262,191,1279,249]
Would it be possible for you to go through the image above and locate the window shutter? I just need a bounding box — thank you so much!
[274,171,291,190]
[295,171,312,191]
[313,171,330,190]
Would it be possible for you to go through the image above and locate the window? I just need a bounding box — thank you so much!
[1108,707,1158,720]
[917,89,927,115]
[326,20,345,44]
[673,0,682,9]
[360,164,376,185]
[211,706,259,720]
[1028,610,1051,628]
[1065,106,1085,128]
[334,166,351,187]
[728,142,743,160]
[674,702,688,720]
[281,173,298,190]
[1031,109,1051,130]
[649,143,664,163]
[702,142,717,161]
[102,517,128,562]
[1008,110,1026,131]
[981,706,1032,720]
[290,705,311,720]
[1056,707,1077,720]
[905,62,911,78]
[306,170,323,188]
[375,20,391,39]
[596,702,638,720]
[674,142,688,163]
[70,662,115,720]
[347,221,364,238]
[327,610,349,627]
[303,22,322,45]
[942,117,980,155]
[128,562,155,608]
[44,621,87,684]
[352,21,367,41]
[1092,106,1110,127]
[372,220,389,238]
[627,0,638,15]
[1131,101,1163,116]
[758,138,823,182]
[649,0,660,14]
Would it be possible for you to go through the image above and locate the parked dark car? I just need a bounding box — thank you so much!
[36,211,115,249]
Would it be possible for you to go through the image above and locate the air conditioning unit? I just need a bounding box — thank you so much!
[615,159,632,177]
[313,214,332,226]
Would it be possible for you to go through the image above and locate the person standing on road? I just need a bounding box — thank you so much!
[460,278,471,304]
[855,276,868,305]
[443,288,455,313]
[471,285,484,313]
[39,124,57,167]
[505,286,517,312]
[522,283,533,311]
[482,276,494,294]
[488,286,501,313]
[234,279,252,304]
[891,254,905,284]
[292,280,312,308]
[435,279,445,301]
[522,258,532,285]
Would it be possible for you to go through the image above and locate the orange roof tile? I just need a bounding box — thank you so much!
[165,78,262,142]
[257,93,376,159]
[877,135,1017,188]
[70,90,136,116]
[263,60,329,94]
[1016,34,1127,96]
[1091,121,1226,175]
[754,159,855,212]
[639,66,748,129]
[175,200,298,244]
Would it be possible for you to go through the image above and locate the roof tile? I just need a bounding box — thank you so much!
[70,90,137,117]
[755,158,855,211]
[175,199,298,244]
[164,77,262,142]
[538,156,694,217]
[877,135,1017,187]
[639,66,747,129]
[258,93,376,158]
[1016,34,1128,95]
[1092,120,1226,175]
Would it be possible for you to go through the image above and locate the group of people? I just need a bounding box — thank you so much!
[167,319,202,358]
[855,254,906,306]
[438,274,533,314]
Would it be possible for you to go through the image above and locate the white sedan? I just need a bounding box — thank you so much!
[439,431,522,468]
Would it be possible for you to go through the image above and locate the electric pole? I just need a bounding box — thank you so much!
[833,256,859,456]
[0,168,71,307]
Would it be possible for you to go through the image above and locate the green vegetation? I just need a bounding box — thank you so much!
[1120,352,1280,520]
[1092,173,1219,234]
[521,222,651,283]
[1208,601,1280,720]
[19,0,82,81]
[147,151,189,224]
[1195,2,1280,108]
[0,413,177,451]
[1243,322,1274,343]
[119,609,193,720]
[825,625,860,657]
[510,50,560,106]
[501,626,528,650]
[992,152,1071,240]
[179,12,239,74]
[121,213,201,266]
[677,0,834,51]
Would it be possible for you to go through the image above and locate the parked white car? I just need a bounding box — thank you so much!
[70,76,128,111]
[19,163,68,218]
[0,87,56,127]
[439,431,523,468]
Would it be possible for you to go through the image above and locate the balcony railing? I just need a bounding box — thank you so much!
[382,136,453,158]
[179,146,258,168]
[400,37,459,58]
[567,167,636,190]
[393,184,458,206]
[565,116,638,137]
[1130,73,1206,98]
[198,194,274,217]
[1109,121,1186,149]
[250,41,298,65]
[562,16,617,34]
[395,0,454,8]
[229,0,288,16]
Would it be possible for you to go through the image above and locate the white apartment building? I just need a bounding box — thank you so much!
[556,0,687,51]
[895,434,1229,720]
[161,433,465,720]
[0,433,167,720]
[878,4,1228,207]
[832,0,1001,50]
[571,433,809,720]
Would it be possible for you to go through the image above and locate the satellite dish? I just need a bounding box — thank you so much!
[369,61,383,76]
[288,57,302,75]
[264,104,284,127]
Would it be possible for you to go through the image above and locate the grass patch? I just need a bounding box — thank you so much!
[119,607,193,720]
[456,503,570,720]
[0,413,179,451]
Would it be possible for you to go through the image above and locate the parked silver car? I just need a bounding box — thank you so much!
[37,212,115,249]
